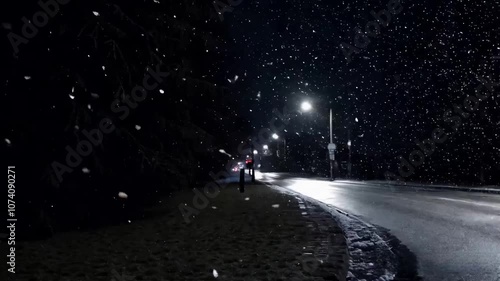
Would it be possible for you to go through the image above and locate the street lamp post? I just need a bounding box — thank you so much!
[251,143,256,183]
[330,108,333,144]
[283,138,287,161]
[272,133,280,158]
[328,108,336,181]
[272,133,286,170]
[302,101,336,180]
[348,129,352,178]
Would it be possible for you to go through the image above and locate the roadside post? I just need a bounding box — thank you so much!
[328,143,336,181]
[239,169,245,193]
[251,143,256,183]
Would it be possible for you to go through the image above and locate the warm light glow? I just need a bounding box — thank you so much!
[301,101,312,111]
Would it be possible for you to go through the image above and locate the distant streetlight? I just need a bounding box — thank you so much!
[301,101,312,112]
[272,133,279,140]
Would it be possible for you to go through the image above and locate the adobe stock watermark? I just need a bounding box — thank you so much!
[340,0,403,63]
[50,63,171,183]
[385,74,500,182]
[178,106,291,223]
[7,0,72,54]
[213,0,243,21]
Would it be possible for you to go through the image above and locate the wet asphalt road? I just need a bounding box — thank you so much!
[257,172,500,281]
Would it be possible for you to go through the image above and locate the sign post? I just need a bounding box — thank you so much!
[327,143,336,181]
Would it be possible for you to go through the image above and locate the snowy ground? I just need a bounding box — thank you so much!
[267,184,410,281]
[260,172,420,280]
[15,183,348,281]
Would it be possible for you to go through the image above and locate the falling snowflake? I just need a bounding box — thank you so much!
[213,269,219,278]
[82,167,90,173]
[135,125,141,130]
[118,192,128,199]
[245,197,250,201]
[69,94,75,100]
[5,138,11,145]
[24,76,31,80]
[272,204,280,208]
[159,89,164,94]
[92,11,100,16]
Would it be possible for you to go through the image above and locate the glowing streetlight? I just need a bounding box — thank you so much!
[301,101,312,112]
[272,133,279,140]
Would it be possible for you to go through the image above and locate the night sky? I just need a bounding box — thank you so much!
[210,0,500,181]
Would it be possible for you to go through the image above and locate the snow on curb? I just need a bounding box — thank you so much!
[266,183,398,281]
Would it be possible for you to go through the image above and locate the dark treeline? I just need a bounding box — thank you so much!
[2,0,251,238]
